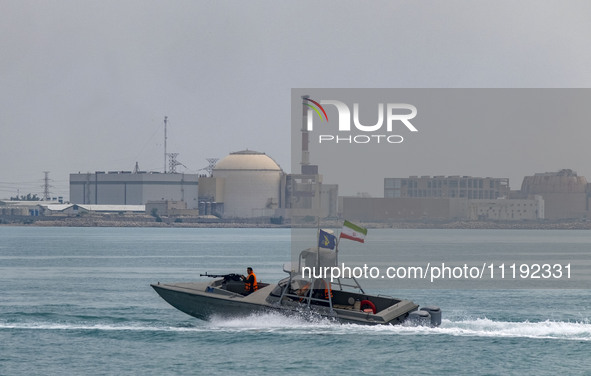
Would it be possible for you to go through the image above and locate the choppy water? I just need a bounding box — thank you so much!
[1,227,590,375]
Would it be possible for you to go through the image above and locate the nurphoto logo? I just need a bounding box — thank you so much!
[303,97,418,144]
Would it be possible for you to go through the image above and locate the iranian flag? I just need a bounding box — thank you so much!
[339,220,368,243]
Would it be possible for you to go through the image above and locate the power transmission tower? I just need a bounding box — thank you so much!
[163,116,168,173]
[206,158,219,176]
[168,153,182,173]
[42,171,52,201]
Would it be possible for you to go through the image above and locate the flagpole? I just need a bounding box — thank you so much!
[316,216,320,269]
[316,183,322,269]
[335,223,341,265]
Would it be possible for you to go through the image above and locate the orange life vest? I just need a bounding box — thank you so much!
[245,271,258,292]
[317,279,333,299]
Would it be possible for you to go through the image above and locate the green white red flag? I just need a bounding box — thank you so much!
[339,220,368,243]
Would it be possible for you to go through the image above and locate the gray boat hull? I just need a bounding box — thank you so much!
[151,282,279,320]
[151,281,421,325]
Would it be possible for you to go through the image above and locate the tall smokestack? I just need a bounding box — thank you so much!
[301,95,310,173]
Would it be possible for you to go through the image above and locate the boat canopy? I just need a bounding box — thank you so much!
[298,247,337,271]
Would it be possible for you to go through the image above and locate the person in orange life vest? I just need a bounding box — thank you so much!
[312,278,333,300]
[241,267,258,294]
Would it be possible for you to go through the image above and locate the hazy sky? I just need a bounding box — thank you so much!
[1,1,591,199]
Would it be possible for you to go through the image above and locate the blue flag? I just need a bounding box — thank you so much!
[318,229,336,250]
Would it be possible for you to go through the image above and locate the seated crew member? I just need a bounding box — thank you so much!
[241,267,258,294]
[312,278,333,300]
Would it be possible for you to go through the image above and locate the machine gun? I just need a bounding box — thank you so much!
[200,272,242,282]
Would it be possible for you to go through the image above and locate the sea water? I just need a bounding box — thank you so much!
[0,227,590,375]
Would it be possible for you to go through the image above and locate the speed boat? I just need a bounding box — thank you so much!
[151,247,441,326]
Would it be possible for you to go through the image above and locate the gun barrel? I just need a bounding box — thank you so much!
[199,273,242,281]
[200,273,229,278]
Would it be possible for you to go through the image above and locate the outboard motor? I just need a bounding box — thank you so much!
[407,310,431,326]
[421,306,442,327]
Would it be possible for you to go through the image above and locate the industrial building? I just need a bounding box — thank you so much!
[278,173,338,220]
[342,195,544,223]
[339,174,541,222]
[69,171,199,209]
[145,200,199,217]
[519,169,591,220]
[197,149,338,219]
[468,196,544,221]
[0,200,42,216]
[385,176,510,199]
[66,147,338,220]
[0,200,145,217]
[198,150,283,218]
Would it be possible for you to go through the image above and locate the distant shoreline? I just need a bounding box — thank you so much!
[1,215,590,230]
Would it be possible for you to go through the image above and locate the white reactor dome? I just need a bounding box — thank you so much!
[214,150,282,171]
[213,150,283,218]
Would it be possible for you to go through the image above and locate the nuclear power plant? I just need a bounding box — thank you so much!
[3,108,591,224]
[64,110,338,221]
[61,103,342,221]
[60,163,591,223]
[66,147,338,221]
[56,107,591,223]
